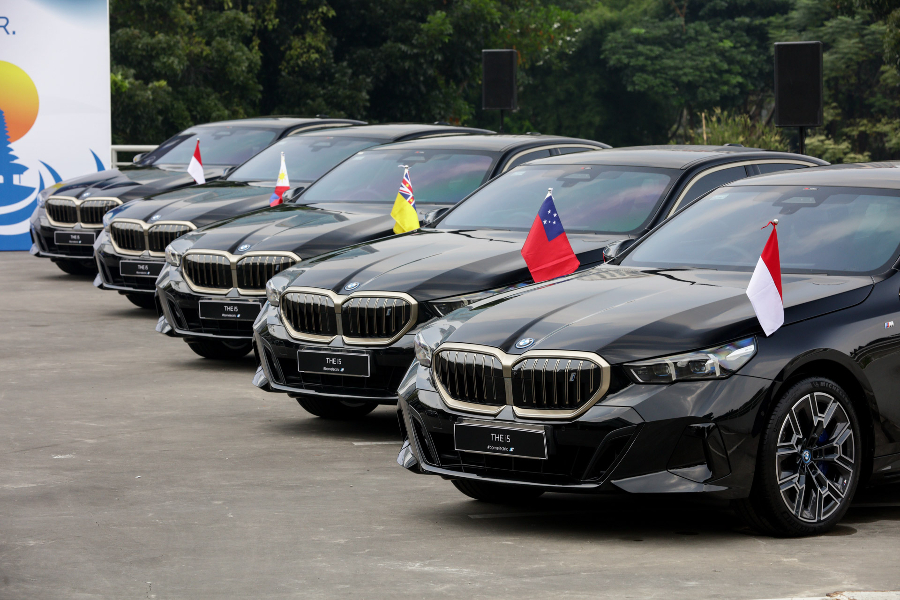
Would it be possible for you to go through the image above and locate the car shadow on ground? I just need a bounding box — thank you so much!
[263,406,402,442]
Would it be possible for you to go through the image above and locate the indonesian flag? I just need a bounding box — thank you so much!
[521,189,580,283]
[187,139,205,185]
[269,152,290,207]
[746,222,783,336]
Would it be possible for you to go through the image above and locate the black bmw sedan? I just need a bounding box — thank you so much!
[399,162,900,537]
[30,116,362,276]
[157,134,609,360]
[252,146,823,419]
[94,124,491,309]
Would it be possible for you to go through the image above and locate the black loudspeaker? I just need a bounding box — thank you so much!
[774,42,823,128]
[482,50,518,111]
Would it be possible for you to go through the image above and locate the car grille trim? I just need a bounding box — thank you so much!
[431,343,610,420]
[179,250,301,296]
[182,253,233,293]
[108,218,196,256]
[236,255,297,293]
[46,196,122,228]
[281,292,338,341]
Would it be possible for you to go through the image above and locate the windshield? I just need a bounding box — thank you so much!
[623,185,900,275]
[228,136,380,183]
[148,126,278,166]
[300,149,496,204]
[438,164,677,234]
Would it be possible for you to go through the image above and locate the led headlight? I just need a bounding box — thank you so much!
[165,244,183,267]
[625,337,757,384]
[428,282,530,317]
[36,184,62,208]
[265,273,294,308]
[413,325,444,368]
[102,210,115,229]
[265,280,281,307]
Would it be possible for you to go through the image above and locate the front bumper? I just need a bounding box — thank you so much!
[252,302,415,404]
[398,363,773,498]
[29,211,98,262]
[94,230,164,294]
[156,264,265,341]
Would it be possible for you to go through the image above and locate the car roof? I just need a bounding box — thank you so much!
[192,117,364,131]
[294,123,494,141]
[729,161,900,190]
[368,134,610,152]
[528,145,825,169]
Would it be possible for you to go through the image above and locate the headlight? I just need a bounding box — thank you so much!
[413,325,443,368]
[165,244,182,267]
[265,279,281,307]
[102,211,115,228]
[265,273,294,308]
[428,282,531,317]
[624,337,757,384]
[36,184,61,208]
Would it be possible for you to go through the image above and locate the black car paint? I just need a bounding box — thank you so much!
[253,147,825,404]
[30,117,363,265]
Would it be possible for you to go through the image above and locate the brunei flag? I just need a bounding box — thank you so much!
[521,189,580,283]
[269,152,290,207]
[390,166,420,234]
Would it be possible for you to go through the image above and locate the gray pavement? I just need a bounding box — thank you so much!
[1,252,899,600]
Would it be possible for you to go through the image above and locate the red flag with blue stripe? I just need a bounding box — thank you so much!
[521,189,580,283]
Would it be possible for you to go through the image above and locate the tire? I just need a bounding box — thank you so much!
[125,293,156,310]
[452,479,545,503]
[54,259,95,276]
[735,377,862,537]
[185,338,253,360]
[295,397,378,420]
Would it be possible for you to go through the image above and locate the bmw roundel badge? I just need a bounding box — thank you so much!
[515,337,535,349]
[344,281,360,291]
[149,214,161,222]
[238,244,252,252]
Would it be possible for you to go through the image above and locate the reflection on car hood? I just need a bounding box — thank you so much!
[438,266,873,363]
[108,181,315,228]
[49,166,229,202]
[288,229,621,301]
[183,202,450,258]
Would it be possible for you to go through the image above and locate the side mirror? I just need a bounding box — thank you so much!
[283,186,306,202]
[422,207,450,227]
[603,238,636,262]
[132,153,145,164]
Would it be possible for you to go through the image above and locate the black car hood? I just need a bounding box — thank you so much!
[185,202,445,259]
[440,266,874,364]
[108,180,313,228]
[50,165,229,201]
[289,229,621,301]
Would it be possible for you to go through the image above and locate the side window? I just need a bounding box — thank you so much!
[504,149,552,171]
[679,165,748,206]
[756,163,805,175]
[555,146,594,156]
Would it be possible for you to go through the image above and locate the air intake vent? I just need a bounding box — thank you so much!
[341,297,412,340]
[281,292,338,337]
[80,199,120,226]
[148,223,192,253]
[511,357,603,411]
[46,199,78,225]
[236,255,296,291]
[182,253,232,292]
[433,350,505,407]
[110,222,146,252]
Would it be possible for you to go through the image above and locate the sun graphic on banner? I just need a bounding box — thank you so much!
[0,61,39,142]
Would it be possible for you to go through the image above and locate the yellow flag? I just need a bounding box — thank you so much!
[390,166,420,233]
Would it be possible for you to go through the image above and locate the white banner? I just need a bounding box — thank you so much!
[0,0,111,250]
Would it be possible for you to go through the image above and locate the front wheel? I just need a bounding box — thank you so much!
[735,377,861,537]
[125,293,156,310]
[295,397,378,420]
[54,259,95,276]
[185,338,253,360]
[452,479,544,503]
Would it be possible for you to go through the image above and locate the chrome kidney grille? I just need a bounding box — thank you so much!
[110,221,146,252]
[46,199,78,225]
[433,351,505,407]
[341,297,411,339]
[80,199,120,226]
[236,255,296,292]
[281,293,338,337]
[511,358,602,411]
[148,224,192,253]
[182,254,232,292]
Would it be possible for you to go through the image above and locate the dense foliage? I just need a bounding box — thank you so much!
[110,0,900,162]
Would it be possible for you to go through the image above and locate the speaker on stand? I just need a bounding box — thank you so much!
[482,49,518,132]
[774,41,824,155]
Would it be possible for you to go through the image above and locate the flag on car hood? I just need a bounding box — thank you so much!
[521,188,580,283]
[269,152,290,207]
[390,165,419,234]
[747,221,784,336]
[187,139,205,185]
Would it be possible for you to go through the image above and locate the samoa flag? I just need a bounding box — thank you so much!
[521,189,580,283]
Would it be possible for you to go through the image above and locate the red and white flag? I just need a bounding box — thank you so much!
[746,221,783,336]
[187,139,205,185]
